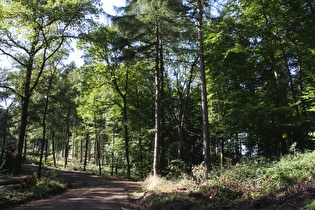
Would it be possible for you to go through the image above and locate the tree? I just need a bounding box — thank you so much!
[119,0,168,176]
[168,56,198,160]
[203,0,315,161]
[0,0,100,175]
[113,0,194,176]
[78,26,133,177]
[37,63,57,179]
[196,0,211,171]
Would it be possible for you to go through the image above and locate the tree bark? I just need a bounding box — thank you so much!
[38,94,49,179]
[123,95,131,178]
[95,127,102,176]
[111,135,115,176]
[64,111,70,168]
[38,71,54,178]
[51,127,56,167]
[197,0,211,171]
[0,102,10,165]
[83,133,89,171]
[177,57,197,160]
[153,20,165,176]
[12,64,32,175]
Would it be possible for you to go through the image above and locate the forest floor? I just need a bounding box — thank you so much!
[8,165,141,210]
[132,182,315,209]
[4,164,315,209]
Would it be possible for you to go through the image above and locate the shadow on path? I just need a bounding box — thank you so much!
[12,165,141,210]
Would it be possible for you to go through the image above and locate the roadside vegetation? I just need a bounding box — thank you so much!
[1,151,315,209]
[0,168,69,209]
[134,150,315,209]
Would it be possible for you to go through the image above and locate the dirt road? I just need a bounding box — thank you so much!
[13,166,141,210]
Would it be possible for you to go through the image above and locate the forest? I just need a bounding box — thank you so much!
[0,0,314,180]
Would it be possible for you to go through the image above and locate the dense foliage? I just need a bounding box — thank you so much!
[0,0,314,179]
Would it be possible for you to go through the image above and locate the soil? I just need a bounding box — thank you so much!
[10,165,141,210]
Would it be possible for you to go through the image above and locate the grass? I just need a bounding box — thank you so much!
[0,169,69,209]
[138,151,315,209]
[305,200,315,210]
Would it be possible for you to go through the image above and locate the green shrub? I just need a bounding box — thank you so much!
[305,200,315,210]
[165,159,187,179]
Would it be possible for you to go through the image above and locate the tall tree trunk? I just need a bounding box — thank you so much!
[51,127,56,167]
[80,137,83,163]
[0,103,10,165]
[197,0,211,171]
[45,136,49,163]
[123,95,131,178]
[38,94,49,179]
[64,111,70,168]
[297,60,311,149]
[93,112,102,176]
[23,134,27,159]
[12,65,32,175]
[153,20,165,176]
[95,127,102,176]
[177,58,197,160]
[83,133,89,171]
[220,138,224,169]
[97,136,102,176]
[50,107,57,167]
[153,20,161,176]
[260,1,287,156]
[111,135,115,176]
[138,136,144,179]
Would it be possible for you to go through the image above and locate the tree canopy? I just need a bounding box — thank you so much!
[0,0,314,178]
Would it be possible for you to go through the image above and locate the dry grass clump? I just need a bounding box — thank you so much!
[142,174,178,192]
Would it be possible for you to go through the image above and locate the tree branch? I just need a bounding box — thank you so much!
[0,48,27,67]
[0,85,23,98]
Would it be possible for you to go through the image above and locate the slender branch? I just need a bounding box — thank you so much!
[5,32,30,54]
[29,16,76,93]
[0,48,27,67]
[0,85,23,98]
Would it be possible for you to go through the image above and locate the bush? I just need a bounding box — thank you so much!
[165,159,187,179]
[191,164,208,185]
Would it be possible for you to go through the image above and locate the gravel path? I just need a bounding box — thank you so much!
[12,166,141,210]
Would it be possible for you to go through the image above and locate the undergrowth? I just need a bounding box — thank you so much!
[140,150,315,209]
[0,170,69,209]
